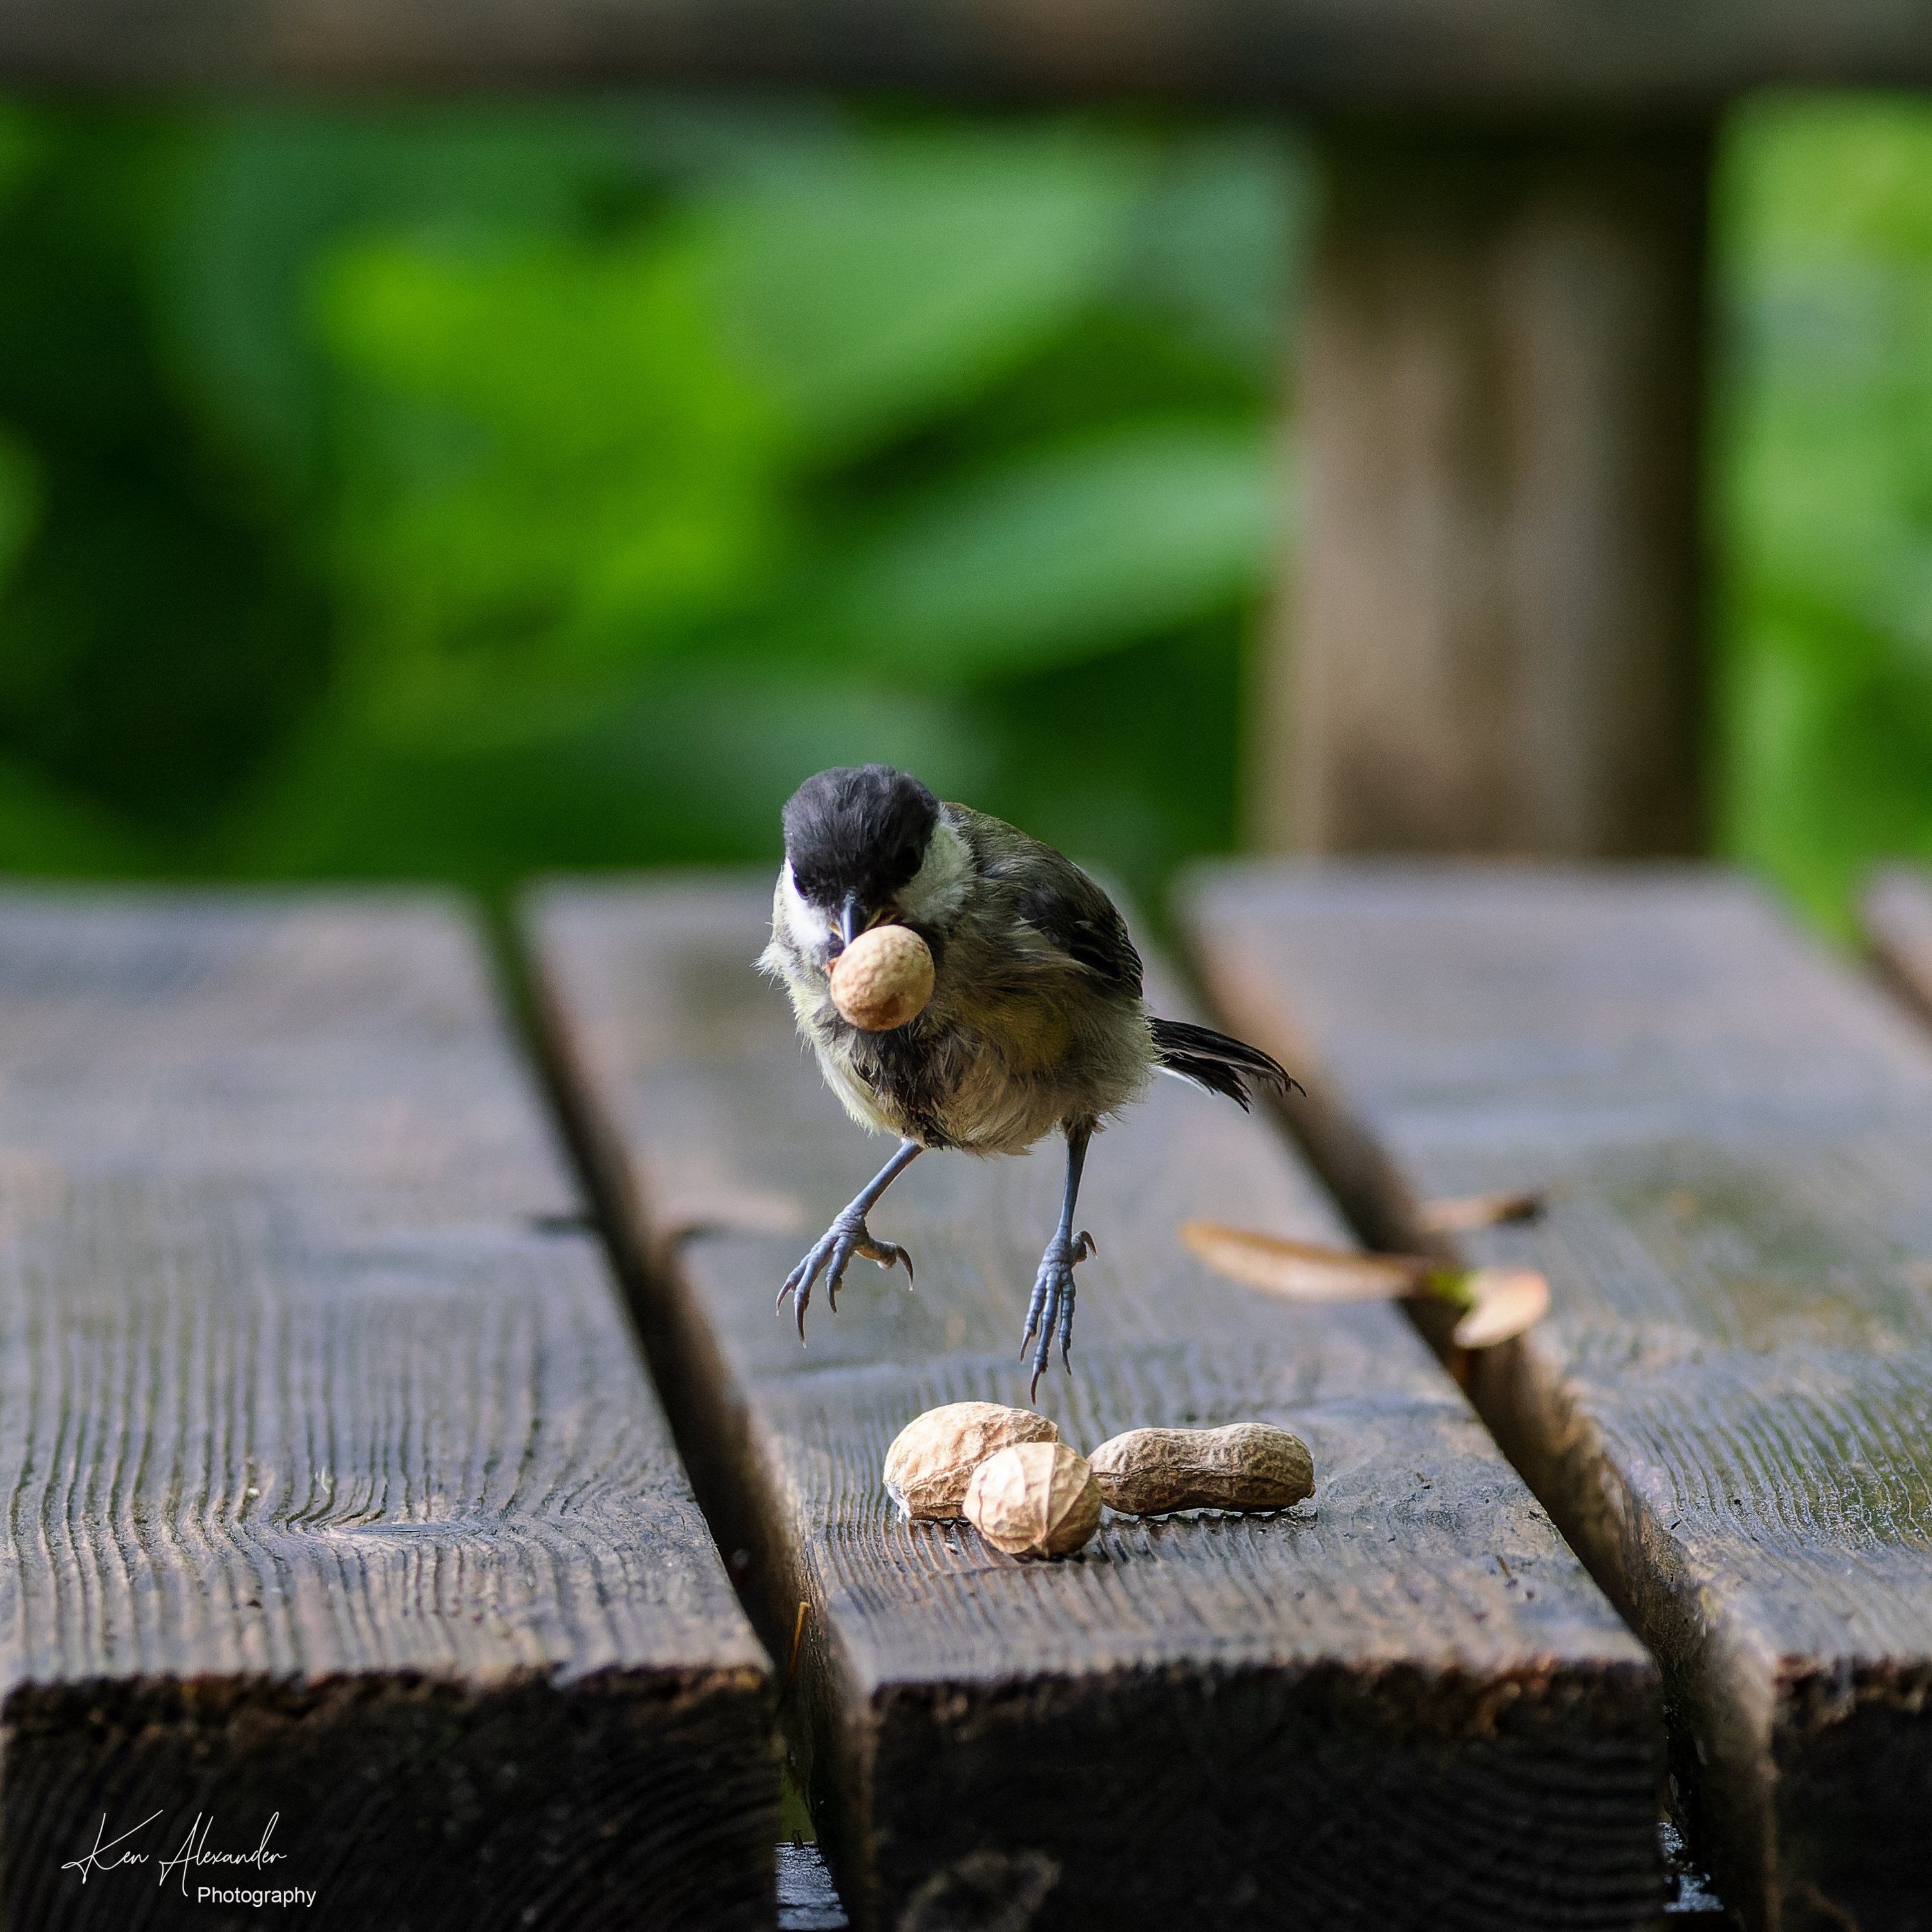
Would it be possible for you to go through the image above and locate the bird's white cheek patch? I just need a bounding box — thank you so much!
[781,864,835,952]
[899,819,971,926]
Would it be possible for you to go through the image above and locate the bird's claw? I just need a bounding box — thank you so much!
[777,1210,914,1343]
[1020,1229,1096,1401]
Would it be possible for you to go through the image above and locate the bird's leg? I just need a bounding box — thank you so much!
[1021,1123,1096,1402]
[779,1139,922,1342]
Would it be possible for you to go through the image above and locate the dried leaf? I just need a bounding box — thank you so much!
[1180,1221,1427,1300]
[1417,1191,1544,1233]
[1450,1269,1550,1348]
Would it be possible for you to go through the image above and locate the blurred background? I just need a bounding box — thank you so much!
[0,90,1918,930]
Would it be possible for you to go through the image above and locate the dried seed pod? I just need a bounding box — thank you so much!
[884,1402,1059,1521]
[963,1441,1101,1558]
[1088,1423,1314,1517]
[829,925,934,1032]
[1450,1268,1549,1349]
[1180,1220,1426,1299]
[1179,1220,1551,1352]
[1417,1190,1544,1233]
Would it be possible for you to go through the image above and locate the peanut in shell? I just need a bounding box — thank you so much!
[884,1402,1059,1521]
[1088,1423,1313,1517]
[963,1441,1101,1558]
[829,924,934,1032]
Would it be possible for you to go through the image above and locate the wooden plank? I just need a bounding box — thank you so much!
[0,887,774,1931]
[1185,860,1932,1932]
[1248,124,1708,861]
[10,0,1932,101]
[527,873,1664,1932]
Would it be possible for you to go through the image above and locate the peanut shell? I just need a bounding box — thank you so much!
[829,924,934,1032]
[1088,1423,1313,1517]
[884,1401,1059,1521]
[963,1441,1101,1558]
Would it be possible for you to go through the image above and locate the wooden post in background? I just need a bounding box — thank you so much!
[1253,124,1712,857]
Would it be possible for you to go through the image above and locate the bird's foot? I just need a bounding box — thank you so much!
[1020,1229,1096,1401]
[777,1208,914,1342]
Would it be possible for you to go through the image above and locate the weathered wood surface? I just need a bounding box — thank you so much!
[0,889,774,1931]
[8,0,1932,101]
[1250,124,1707,862]
[527,874,1663,1932]
[1186,861,1932,1932]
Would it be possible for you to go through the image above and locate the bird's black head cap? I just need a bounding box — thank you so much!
[782,765,940,913]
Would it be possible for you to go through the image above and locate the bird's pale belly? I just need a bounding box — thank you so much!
[811,1000,1144,1156]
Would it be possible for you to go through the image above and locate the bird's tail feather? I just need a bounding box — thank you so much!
[1149,1018,1303,1112]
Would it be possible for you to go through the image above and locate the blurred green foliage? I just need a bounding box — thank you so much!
[0,90,1927,927]
[1721,95,1932,926]
[0,98,1300,912]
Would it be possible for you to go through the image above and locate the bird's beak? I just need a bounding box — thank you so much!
[838,893,863,952]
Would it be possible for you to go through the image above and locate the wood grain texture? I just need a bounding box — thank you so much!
[0,888,774,1931]
[1186,860,1932,1932]
[527,875,1663,1932]
[1249,123,1708,860]
[12,0,1932,101]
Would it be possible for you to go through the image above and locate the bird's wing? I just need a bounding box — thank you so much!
[952,807,1144,998]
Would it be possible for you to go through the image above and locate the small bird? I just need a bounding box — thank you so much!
[761,764,1302,1397]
